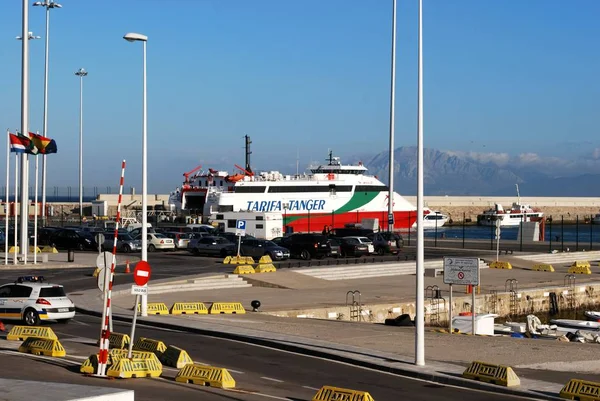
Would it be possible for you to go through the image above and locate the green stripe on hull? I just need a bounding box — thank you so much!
[334,191,380,213]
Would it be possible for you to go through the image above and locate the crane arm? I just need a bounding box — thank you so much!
[183,165,202,182]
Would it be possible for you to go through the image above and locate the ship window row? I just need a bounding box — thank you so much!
[267,185,353,193]
[235,186,267,193]
[234,184,387,194]
[311,169,365,175]
[355,185,389,192]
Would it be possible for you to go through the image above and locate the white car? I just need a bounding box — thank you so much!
[135,233,175,252]
[343,236,375,254]
[0,276,75,325]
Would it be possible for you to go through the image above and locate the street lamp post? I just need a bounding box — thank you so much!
[74,68,87,222]
[283,202,289,234]
[123,32,148,316]
[17,17,41,263]
[33,0,62,228]
[387,0,397,233]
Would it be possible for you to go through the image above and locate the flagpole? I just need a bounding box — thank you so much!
[5,130,9,265]
[14,154,18,265]
[33,136,38,264]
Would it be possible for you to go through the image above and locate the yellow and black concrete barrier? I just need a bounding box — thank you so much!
[462,361,520,387]
[532,264,555,272]
[311,386,375,401]
[170,302,208,315]
[137,302,170,315]
[19,337,65,357]
[176,364,235,388]
[489,261,512,269]
[560,378,600,400]
[209,302,246,314]
[7,326,58,341]
[569,261,591,274]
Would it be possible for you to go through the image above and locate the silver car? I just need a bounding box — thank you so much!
[164,232,191,249]
[102,233,142,253]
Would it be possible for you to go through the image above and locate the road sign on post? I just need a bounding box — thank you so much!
[133,261,151,286]
[129,260,152,359]
[95,233,105,254]
[388,213,394,225]
[443,257,479,285]
[235,220,246,236]
[444,256,480,336]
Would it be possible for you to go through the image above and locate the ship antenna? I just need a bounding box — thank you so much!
[296,149,299,175]
[515,183,520,204]
[245,135,252,174]
[327,149,333,165]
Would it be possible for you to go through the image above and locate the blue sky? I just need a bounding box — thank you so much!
[1,0,599,193]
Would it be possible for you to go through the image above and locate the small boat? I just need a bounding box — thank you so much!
[550,319,600,331]
[584,311,600,321]
[412,209,448,230]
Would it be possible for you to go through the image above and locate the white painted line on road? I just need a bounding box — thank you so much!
[302,386,320,391]
[226,389,289,401]
[260,376,284,383]
[70,319,90,326]
[0,350,79,366]
[227,368,245,374]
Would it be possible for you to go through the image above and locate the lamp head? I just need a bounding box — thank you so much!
[123,32,148,42]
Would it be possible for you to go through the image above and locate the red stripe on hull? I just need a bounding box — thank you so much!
[285,211,417,233]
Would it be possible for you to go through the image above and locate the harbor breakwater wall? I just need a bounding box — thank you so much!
[267,281,600,324]
[404,196,600,223]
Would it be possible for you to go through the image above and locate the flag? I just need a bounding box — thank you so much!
[29,132,58,154]
[9,133,29,153]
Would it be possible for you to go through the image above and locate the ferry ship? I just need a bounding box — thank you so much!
[476,185,543,227]
[169,137,418,232]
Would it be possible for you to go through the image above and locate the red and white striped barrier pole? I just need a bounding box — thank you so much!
[96,160,126,377]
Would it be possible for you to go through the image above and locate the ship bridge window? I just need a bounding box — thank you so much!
[354,185,389,193]
[227,220,237,228]
[235,186,267,193]
[218,205,234,212]
[268,186,331,193]
[216,214,224,220]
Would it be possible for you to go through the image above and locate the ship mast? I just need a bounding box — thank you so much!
[245,135,252,174]
[515,183,520,205]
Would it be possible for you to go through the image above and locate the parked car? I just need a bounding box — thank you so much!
[134,233,175,252]
[37,226,61,245]
[342,236,375,254]
[338,237,369,258]
[239,238,290,261]
[187,236,235,257]
[217,232,255,244]
[327,237,341,258]
[278,233,330,260]
[331,227,374,238]
[0,275,75,325]
[163,232,191,249]
[367,232,404,254]
[49,228,97,251]
[101,233,142,253]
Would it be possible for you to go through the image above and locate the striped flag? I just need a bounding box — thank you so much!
[29,132,58,154]
[9,133,29,153]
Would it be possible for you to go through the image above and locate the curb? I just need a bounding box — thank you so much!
[75,306,562,400]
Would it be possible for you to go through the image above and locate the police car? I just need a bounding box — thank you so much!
[0,276,75,326]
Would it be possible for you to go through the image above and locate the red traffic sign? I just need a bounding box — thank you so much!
[133,261,151,286]
[457,271,465,280]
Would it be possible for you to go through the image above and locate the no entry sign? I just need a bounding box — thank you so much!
[133,261,151,286]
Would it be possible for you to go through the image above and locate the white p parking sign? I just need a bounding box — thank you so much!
[235,220,246,236]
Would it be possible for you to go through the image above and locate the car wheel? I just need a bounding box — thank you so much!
[23,308,40,326]
[193,248,200,256]
[57,319,71,324]
[220,249,228,258]
[377,247,385,256]
[300,249,311,260]
[148,244,156,252]
[77,243,85,251]
[122,245,131,253]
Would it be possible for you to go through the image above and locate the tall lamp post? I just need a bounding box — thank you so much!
[123,32,148,316]
[387,0,397,233]
[16,26,41,264]
[74,68,87,222]
[33,0,62,228]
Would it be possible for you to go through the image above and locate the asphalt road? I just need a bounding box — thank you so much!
[0,315,542,401]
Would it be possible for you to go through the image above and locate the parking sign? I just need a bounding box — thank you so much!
[235,220,246,236]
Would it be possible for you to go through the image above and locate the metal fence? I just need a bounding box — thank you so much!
[1,186,123,202]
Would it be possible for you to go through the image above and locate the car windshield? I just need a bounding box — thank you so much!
[154,233,167,238]
[178,233,191,239]
[262,240,277,247]
[344,238,359,245]
[357,237,371,243]
[39,286,66,297]
[118,234,134,241]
